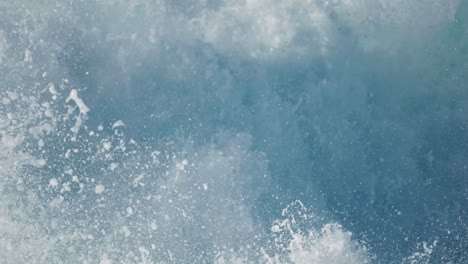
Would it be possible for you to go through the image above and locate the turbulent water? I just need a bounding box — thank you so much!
[0,1,467,263]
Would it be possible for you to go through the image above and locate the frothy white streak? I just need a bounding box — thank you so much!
[66,89,90,115]
[66,89,90,133]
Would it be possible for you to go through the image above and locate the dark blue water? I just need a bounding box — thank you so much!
[0,1,467,263]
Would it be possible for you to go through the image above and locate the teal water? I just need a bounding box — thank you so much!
[0,1,467,263]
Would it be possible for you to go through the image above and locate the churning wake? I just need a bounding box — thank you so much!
[0,1,467,263]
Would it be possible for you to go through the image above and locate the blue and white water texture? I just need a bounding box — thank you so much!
[0,1,467,263]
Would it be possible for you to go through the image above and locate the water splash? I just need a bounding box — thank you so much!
[1,0,467,263]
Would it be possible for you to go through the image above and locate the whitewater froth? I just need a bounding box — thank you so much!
[1,0,467,263]
[0,87,369,263]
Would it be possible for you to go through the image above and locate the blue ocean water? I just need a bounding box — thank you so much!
[0,1,467,263]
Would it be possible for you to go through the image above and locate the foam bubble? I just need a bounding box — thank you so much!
[95,184,105,194]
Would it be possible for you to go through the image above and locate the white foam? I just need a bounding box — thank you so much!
[49,178,59,187]
[404,240,438,263]
[102,141,112,151]
[66,89,89,115]
[95,184,105,194]
[126,207,133,216]
[176,159,188,171]
[48,83,58,100]
[0,30,6,64]
[7,91,18,100]
[191,0,330,60]
[23,48,32,63]
[100,254,112,264]
[66,89,90,133]
[112,120,125,129]
[110,163,118,171]
[0,1,462,263]
[216,217,371,264]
